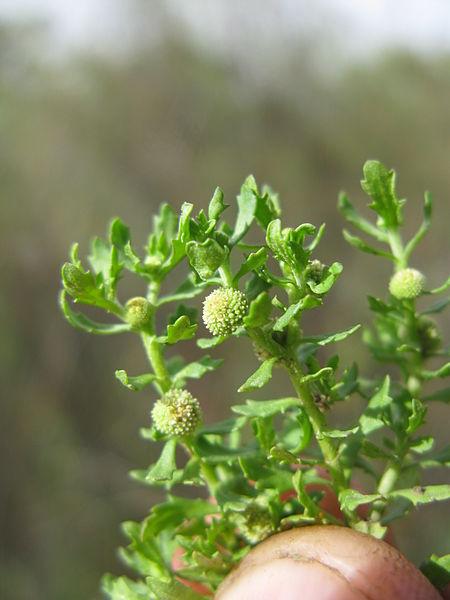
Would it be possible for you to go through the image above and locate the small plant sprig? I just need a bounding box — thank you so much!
[60,161,450,599]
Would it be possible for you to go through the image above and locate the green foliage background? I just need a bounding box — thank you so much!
[0,8,449,600]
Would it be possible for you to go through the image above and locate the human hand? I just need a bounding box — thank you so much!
[215,525,443,600]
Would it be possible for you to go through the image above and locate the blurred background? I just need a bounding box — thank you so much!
[1,1,449,598]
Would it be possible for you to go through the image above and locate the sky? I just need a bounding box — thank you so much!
[1,0,450,59]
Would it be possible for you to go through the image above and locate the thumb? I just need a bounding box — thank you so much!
[215,525,441,600]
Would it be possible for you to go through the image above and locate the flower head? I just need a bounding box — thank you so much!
[305,259,324,284]
[202,287,248,336]
[389,268,425,300]
[151,388,202,437]
[125,297,153,328]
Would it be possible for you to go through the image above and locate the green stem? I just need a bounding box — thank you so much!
[219,259,234,287]
[141,333,171,393]
[286,359,358,526]
[388,229,406,269]
[185,440,220,495]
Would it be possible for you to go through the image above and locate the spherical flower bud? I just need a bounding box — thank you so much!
[202,288,248,336]
[389,268,425,300]
[144,255,162,273]
[125,297,153,328]
[151,388,202,437]
[237,502,272,545]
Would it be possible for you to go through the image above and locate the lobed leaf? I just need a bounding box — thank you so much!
[115,369,157,391]
[302,324,360,346]
[238,357,279,392]
[173,356,223,386]
[208,186,228,221]
[232,397,299,418]
[389,485,450,506]
[145,439,178,483]
[60,291,129,335]
[361,160,405,229]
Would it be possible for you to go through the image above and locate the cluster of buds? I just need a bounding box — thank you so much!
[235,502,273,545]
[152,388,202,437]
[305,259,324,284]
[202,287,248,336]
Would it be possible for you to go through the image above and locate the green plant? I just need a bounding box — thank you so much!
[60,160,449,599]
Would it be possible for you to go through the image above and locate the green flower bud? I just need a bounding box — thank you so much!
[389,268,425,300]
[305,259,324,284]
[151,388,202,437]
[417,316,441,357]
[202,288,248,336]
[125,297,153,328]
[237,502,272,545]
[144,255,162,273]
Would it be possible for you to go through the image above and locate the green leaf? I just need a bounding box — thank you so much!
[158,274,208,305]
[266,219,294,267]
[405,192,432,259]
[301,367,333,384]
[161,316,198,344]
[342,230,395,259]
[243,291,273,327]
[428,275,450,295]
[195,437,258,463]
[367,296,394,315]
[145,439,178,483]
[102,574,153,600]
[420,445,450,468]
[421,553,450,593]
[238,357,278,392]
[307,262,343,294]
[339,489,381,512]
[233,247,268,283]
[232,397,299,418]
[361,160,405,229]
[60,291,130,335]
[338,192,388,242]
[186,239,227,280]
[143,497,217,540]
[359,376,391,435]
[255,187,281,228]
[148,578,207,600]
[389,484,450,506]
[320,426,359,439]
[302,324,360,346]
[173,356,223,386]
[406,398,427,435]
[307,223,326,251]
[409,436,434,454]
[199,417,247,435]
[422,387,450,404]
[208,186,228,221]
[110,217,131,251]
[292,470,320,517]
[273,296,322,331]
[252,416,276,452]
[89,236,112,281]
[421,297,450,315]
[196,336,226,349]
[231,176,258,244]
[419,362,450,380]
[115,369,157,391]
